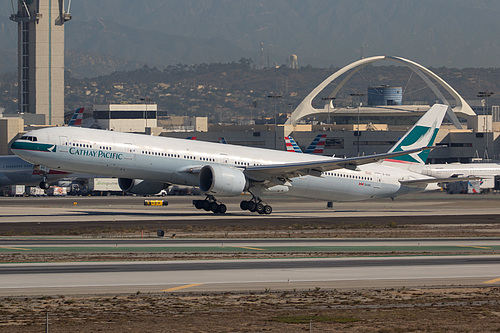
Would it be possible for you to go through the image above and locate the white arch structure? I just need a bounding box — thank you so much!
[286,55,475,129]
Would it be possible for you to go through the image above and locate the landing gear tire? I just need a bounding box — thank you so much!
[256,202,265,214]
[194,200,204,210]
[39,181,49,190]
[242,193,273,215]
[209,202,219,213]
[194,196,227,214]
[217,204,227,214]
[247,201,256,212]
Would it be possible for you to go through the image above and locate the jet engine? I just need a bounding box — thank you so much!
[199,165,248,196]
[118,178,168,195]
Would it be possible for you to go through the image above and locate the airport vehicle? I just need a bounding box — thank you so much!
[7,185,25,196]
[12,104,455,215]
[88,177,123,196]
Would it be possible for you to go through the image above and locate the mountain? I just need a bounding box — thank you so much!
[1,1,500,76]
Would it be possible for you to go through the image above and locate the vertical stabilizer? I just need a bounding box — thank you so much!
[384,104,448,167]
[304,134,327,155]
[68,108,84,126]
[285,136,303,153]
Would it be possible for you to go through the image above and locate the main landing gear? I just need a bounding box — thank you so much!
[240,197,272,215]
[193,195,227,214]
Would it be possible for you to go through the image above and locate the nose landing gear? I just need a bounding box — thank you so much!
[39,180,50,190]
[193,195,227,214]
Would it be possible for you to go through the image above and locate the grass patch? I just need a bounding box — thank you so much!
[272,315,359,324]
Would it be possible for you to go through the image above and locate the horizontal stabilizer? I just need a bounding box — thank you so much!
[400,176,482,187]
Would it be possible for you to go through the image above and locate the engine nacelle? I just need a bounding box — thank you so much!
[199,165,248,196]
[118,178,167,195]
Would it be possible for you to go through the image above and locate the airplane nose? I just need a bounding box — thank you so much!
[10,140,24,151]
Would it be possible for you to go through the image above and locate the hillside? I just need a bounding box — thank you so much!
[1,1,500,77]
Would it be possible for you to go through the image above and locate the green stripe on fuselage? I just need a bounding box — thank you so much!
[10,141,56,153]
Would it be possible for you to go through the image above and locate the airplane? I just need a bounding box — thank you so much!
[0,155,68,188]
[421,162,500,190]
[11,104,455,215]
[285,134,326,154]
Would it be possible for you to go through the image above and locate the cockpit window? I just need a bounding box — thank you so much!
[20,136,37,142]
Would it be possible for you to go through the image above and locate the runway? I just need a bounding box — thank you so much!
[1,255,499,296]
[1,194,500,296]
[1,193,500,224]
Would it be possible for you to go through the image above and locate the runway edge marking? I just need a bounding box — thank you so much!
[482,277,500,284]
[162,284,204,292]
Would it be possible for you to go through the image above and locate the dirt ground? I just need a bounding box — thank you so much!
[1,287,500,332]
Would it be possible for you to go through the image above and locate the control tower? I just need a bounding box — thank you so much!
[10,0,71,125]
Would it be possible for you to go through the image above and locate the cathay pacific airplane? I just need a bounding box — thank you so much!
[12,104,452,215]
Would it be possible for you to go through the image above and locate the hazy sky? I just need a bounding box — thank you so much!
[2,0,500,69]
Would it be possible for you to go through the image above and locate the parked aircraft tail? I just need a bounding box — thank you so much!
[304,134,327,154]
[285,134,327,154]
[68,108,84,126]
[285,136,303,153]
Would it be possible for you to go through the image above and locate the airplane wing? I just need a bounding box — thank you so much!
[399,176,482,186]
[244,146,434,181]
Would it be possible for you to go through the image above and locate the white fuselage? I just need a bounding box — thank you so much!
[422,163,500,189]
[12,127,431,202]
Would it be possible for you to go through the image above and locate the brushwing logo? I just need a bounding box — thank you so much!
[394,118,439,164]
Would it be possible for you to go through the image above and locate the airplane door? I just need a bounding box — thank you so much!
[123,143,135,160]
[373,172,382,189]
[219,153,229,164]
[59,136,69,152]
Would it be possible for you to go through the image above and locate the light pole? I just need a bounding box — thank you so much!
[350,92,366,156]
[268,94,282,149]
[140,97,151,130]
[477,91,494,157]
[321,97,336,125]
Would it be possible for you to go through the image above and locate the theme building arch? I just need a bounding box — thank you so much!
[286,55,475,129]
